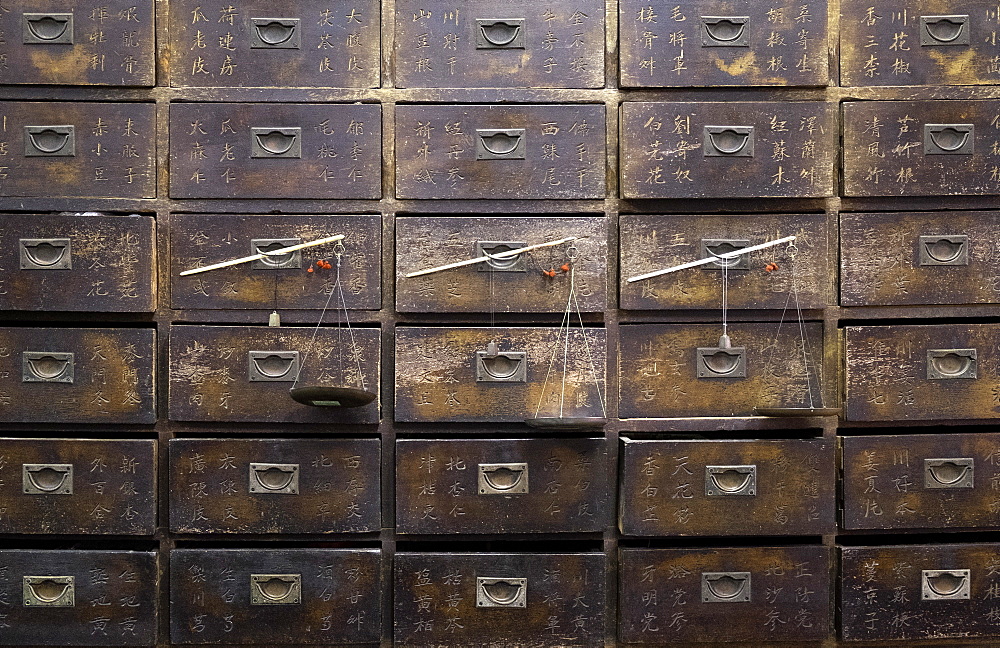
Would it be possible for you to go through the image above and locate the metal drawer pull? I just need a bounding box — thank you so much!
[919,235,968,266]
[22,351,74,383]
[23,576,74,607]
[251,18,300,48]
[925,124,973,155]
[705,465,756,496]
[702,572,751,603]
[697,335,746,379]
[251,238,302,270]
[22,464,73,495]
[24,125,75,157]
[477,577,527,607]
[478,463,529,494]
[476,19,525,49]
[476,348,527,382]
[23,13,73,44]
[921,15,969,45]
[251,574,301,605]
[924,458,974,489]
[251,127,302,158]
[20,238,72,270]
[248,351,300,382]
[701,16,749,47]
[249,463,299,494]
[477,241,528,272]
[702,239,750,270]
[476,129,526,160]
[922,570,970,600]
[704,126,754,157]
[926,348,977,380]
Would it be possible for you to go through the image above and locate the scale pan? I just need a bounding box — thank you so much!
[754,407,841,418]
[524,417,607,431]
[289,386,377,408]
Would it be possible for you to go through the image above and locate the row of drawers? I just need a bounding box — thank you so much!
[4,100,1000,199]
[3,435,997,535]
[5,0,1000,89]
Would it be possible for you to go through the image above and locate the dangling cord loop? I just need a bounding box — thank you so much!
[721,260,729,343]
[535,245,574,419]
[570,248,608,418]
[787,243,817,409]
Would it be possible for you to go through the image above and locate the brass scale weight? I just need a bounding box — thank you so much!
[180,234,377,408]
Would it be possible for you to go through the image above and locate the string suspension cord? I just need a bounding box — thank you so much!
[534,246,575,420]
[767,243,818,410]
[721,259,729,343]
[569,246,608,418]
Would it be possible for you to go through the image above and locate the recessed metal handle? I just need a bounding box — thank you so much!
[702,239,750,270]
[476,129,526,160]
[704,126,754,157]
[921,15,969,45]
[250,17,301,49]
[697,340,746,379]
[919,235,969,266]
[702,572,751,603]
[925,124,974,155]
[477,577,527,607]
[251,238,302,270]
[478,463,529,494]
[22,463,73,495]
[476,241,528,272]
[24,126,75,157]
[251,127,302,159]
[22,13,74,44]
[476,19,525,48]
[248,351,300,382]
[249,463,299,494]
[23,576,74,607]
[922,570,970,600]
[701,16,750,47]
[20,238,72,270]
[927,349,977,380]
[475,349,527,382]
[22,351,74,383]
[251,574,301,605]
[705,465,756,496]
[924,458,974,489]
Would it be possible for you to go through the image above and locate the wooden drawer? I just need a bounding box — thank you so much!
[0,549,157,646]
[396,438,609,534]
[620,438,835,536]
[394,0,604,88]
[0,327,155,424]
[396,216,606,313]
[620,213,832,310]
[843,100,1000,197]
[845,324,1000,421]
[394,326,607,423]
[620,0,830,87]
[170,213,381,311]
[0,0,155,86]
[168,325,380,424]
[620,546,831,643]
[618,322,827,418]
[395,552,606,647]
[0,101,155,198]
[620,101,836,199]
[168,0,379,88]
[168,102,381,199]
[170,548,380,644]
[395,104,606,199]
[168,438,380,534]
[0,213,155,312]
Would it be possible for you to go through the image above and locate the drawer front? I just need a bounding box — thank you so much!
[843,100,1000,197]
[0,327,155,424]
[842,433,1000,530]
[168,325,380,424]
[169,103,381,199]
[841,0,1000,86]
[620,438,835,536]
[0,102,155,198]
[0,0,155,86]
[619,322,827,418]
[845,324,1000,421]
[395,552,606,647]
[0,213,154,312]
[170,548,380,645]
[0,549,157,646]
[168,0,379,88]
[620,546,831,643]
[395,104,606,199]
[841,211,1000,306]
[620,213,832,310]
[620,101,836,198]
[396,216,607,313]
[620,0,830,87]
[394,0,604,88]
[169,438,380,534]
[170,214,381,311]
[841,544,1000,641]
[395,326,607,423]
[396,438,609,534]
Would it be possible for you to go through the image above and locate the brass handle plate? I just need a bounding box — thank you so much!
[22,351,75,383]
[249,463,300,494]
[23,576,74,607]
[476,577,527,607]
[250,574,301,605]
[20,238,72,270]
[22,463,73,495]
[478,463,529,494]
[702,572,751,603]
[248,351,300,382]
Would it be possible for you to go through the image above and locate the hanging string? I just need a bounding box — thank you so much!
[334,242,366,391]
[569,248,608,417]
[721,259,729,342]
[535,246,575,419]
[789,243,817,409]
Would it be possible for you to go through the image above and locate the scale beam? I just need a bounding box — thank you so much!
[626,235,796,283]
[179,234,346,276]
[405,236,580,278]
